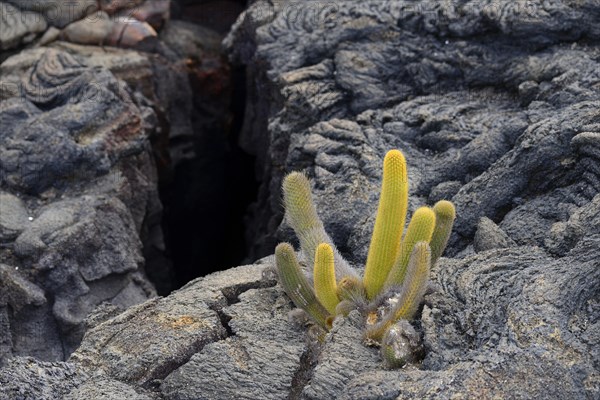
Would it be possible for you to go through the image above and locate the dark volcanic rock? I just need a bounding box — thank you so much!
[225,0,600,263]
[63,377,158,400]
[0,191,29,241]
[0,49,160,361]
[1,4,240,363]
[473,216,516,252]
[0,356,88,399]
[0,355,158,400]
[1,50,150,195]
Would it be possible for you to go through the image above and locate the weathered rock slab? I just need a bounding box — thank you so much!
[0,2,46,51]
[70,262,277,387]
[160,286,305,400]
[0,356,88,400]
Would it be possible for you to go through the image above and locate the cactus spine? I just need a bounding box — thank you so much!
[282,172,355,280]
[363,150,408,300]
[275,243,332,330]
[385,207,435,288]
[313,243,339,314]
[430,200,456,266]
[366,242,431,341]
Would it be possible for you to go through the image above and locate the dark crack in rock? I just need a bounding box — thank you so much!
[302,311,381,400]
[69,296,226,386]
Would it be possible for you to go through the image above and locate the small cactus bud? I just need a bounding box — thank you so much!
[363,149,408,300]
[380,320,422,369]
[287,309,310,328]
[430,200,456,266]
[275,243,332,330]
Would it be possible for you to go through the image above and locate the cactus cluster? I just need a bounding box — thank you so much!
[275,149,456,367]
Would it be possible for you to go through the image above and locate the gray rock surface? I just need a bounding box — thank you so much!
[0,356,88,400]
[0,2,47,50]
[0,48,161,361]
[5,0,97,28]
[160,285,304,400]
[70,294,226,385]
[0,355,158,400]
[473,216,516,252]
[74,261,278,391]
[0,191,29,241]
[63,377,158,400]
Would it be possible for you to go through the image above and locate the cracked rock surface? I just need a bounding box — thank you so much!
[70,262,277,386]
[1,0,600,399]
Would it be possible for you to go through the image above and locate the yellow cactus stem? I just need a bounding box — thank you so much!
[275,243,332,330]
[384,206,435,288]
[282,172,355,280]
[363,149,409,300]
[313,243,339,314]
[430,200,456,266]
[366,242,431,342]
